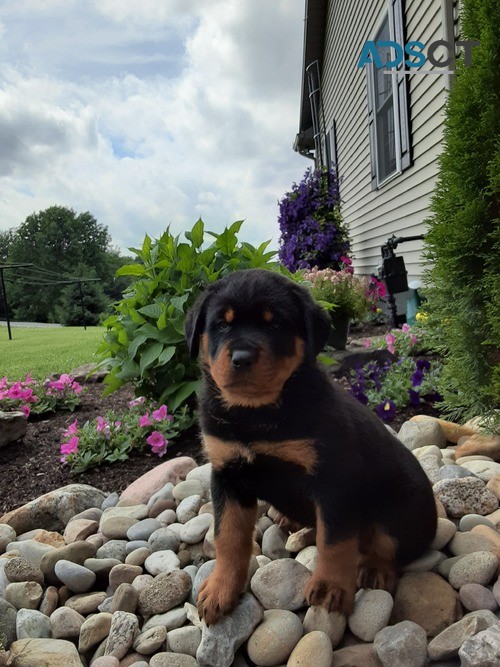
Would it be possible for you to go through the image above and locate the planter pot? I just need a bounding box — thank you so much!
[328,311,350,350]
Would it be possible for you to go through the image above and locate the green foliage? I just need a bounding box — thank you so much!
[97,219,282,412]
[4,206,131,323]
[55,264,110,326]
[423,0,500,423]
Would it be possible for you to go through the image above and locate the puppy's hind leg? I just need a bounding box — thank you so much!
[358,525,398,593]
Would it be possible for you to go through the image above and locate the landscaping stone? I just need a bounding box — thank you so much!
[287,630,333,667]
[302,606,346,649]
[427,613,496,661]
[391,572,462,637]
[196,593,263,667]
[0,410,27,449]
[398,419,446,450]
[409,415,476,443]
[448,551,498,589]
[119,457,198,505]
[459,583,498,612]
[459,621,500,666]
[433,477,499,517]
[247,609,303,665]
[460,460,500,483]
[373,620,427,667]
[4,445,500,667]
[0,484,106,533]
[250,558,311,610]
[456,434,500,461]
[348,589,393,641]
[7,638,83,666]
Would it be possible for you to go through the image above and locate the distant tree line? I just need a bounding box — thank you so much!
[0,205,133,325]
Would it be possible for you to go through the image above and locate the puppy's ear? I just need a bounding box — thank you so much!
[293,283,331,357]
[184,288,212,359]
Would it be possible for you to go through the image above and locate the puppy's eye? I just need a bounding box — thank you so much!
[217,321,230,331]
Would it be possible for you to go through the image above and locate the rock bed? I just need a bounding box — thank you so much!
[1,418,500,666]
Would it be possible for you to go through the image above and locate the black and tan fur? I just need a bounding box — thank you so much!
[185,269,437,625]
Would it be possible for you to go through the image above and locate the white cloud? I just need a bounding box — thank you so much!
[0,0,307,253]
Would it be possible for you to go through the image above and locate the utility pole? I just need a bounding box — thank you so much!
[0,263,33,340]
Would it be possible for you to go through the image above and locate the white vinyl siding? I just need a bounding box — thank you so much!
[320,0,448,280]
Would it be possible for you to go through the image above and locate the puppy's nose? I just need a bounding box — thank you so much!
[231,349,256,369]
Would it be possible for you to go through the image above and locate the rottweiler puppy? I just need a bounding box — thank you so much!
[185,269,437,625]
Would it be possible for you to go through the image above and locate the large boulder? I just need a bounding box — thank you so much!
[0,485,106,533]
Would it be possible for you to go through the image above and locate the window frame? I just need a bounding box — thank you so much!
[366,0,412,189]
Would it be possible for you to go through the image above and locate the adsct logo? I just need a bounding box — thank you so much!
[357,39,480,74]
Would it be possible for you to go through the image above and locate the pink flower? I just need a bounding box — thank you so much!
[128,396,146,408]
[72,382,83,395]
[20,404,31,418]
[152,405,172,422]
[60,436,79,462]
[385,333,396,355]
[401,323,411,333]
[8,384,23,400]
[0,377,7,389]
[24,373,34,384]
[63,420,78,438]
[410,334,418,347]
[96,416,109,432]
[147,431,168,457]
[114,421,122,429]
[364,338,371,349]
[139,413,152,428]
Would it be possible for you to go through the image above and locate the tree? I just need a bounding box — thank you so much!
[423,0,499,422]
[6,206,115,322]
[55,264,110,326]
[0,229,15,263]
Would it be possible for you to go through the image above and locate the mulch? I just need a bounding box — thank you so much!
[0,383,206,516]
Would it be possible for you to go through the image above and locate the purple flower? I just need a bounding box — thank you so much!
[375,400,397,422]
[411,370,424,387]
[409,389,421,406]
[416,358,431,372]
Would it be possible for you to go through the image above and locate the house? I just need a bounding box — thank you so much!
[294,0,460,281]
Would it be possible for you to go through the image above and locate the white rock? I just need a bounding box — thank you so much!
[303,606,346,649]
[295,545,318,571]
[459,621,500,666]
[16,609,52,639]
[431,518,457,550]
[348,589,393,642]
[144,550,180,576]
[287,630,333,667]
[247,609,303,666]
[448,551,498,589]
[460,460,500,482]
[176,495,203,524]
[250,559,311,611]
[398,420,446,450]
[374,620,428,667]
[179,513,213,545]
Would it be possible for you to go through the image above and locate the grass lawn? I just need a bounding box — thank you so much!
[0,327,106,380]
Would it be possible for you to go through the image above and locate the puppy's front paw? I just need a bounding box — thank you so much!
[197,574,241,625]
[304,575,355,615]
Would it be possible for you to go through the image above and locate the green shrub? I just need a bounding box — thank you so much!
[423,0,500,425]
[97,220,283,412]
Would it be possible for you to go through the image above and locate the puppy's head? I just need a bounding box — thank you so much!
[185,269,329,407]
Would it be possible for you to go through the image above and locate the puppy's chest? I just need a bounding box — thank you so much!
[202,433,318,475]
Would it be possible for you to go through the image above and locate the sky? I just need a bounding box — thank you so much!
[0,0,308,255]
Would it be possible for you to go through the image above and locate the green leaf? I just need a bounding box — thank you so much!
[157,346,176,366]
[190,219,205,248]
[139,342,164,376]
[166,380,200,412]
[116,264,144,277]
[138,303,163,319]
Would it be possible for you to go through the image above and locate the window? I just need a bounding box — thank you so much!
[324,122,338,174]
[366,0,412,188]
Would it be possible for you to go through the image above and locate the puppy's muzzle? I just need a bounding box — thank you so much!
[231,348,258,370]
